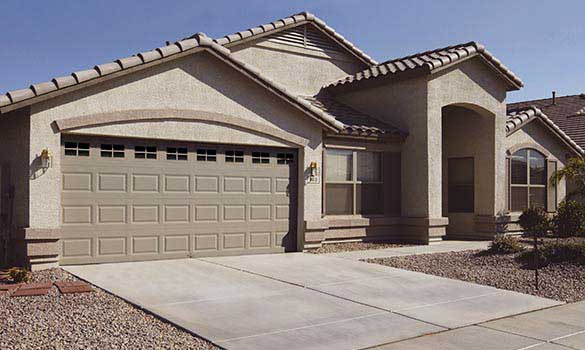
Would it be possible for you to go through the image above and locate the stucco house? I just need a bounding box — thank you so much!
[0,12,583,270]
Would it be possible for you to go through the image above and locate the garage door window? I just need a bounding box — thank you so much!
[135,146,157,159]
[226,150,244,163]
[277,153,294,165]
[252,152,270,164]
[167,147,188,161]
[197,149,217,161]
[64,142,90,157]
[100,144,125,158]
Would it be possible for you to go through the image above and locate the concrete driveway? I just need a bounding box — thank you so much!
[65,253,560,350]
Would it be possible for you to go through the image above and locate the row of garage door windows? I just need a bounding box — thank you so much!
[64,142,295,164]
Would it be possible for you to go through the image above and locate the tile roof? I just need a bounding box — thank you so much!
[209,11,377,65]
[506,106,584,155]
[301,96,407,138]
[324,41,523,91]
[0,33,346,131]
[0,33,209,111]
[508,94,585,151]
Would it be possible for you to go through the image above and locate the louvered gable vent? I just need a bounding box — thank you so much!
[267,25,345,54]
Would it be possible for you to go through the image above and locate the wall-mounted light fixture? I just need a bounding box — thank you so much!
[40,148,52,170]
[308,161,320,183]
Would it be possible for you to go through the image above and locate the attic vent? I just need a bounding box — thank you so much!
[267,25,344,54]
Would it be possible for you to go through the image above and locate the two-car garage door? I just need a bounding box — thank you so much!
[60,136,297,265]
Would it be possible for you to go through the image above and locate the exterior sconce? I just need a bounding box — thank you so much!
[308,161,320,184]
[40,148,52,170]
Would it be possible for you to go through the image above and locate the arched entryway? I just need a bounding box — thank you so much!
[441,103,497,236]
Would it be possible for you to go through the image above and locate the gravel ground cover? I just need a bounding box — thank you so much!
[310,241,412,254]
[0,268,219,350]
[366,250,585,302]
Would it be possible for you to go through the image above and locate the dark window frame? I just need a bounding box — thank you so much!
[277,153,295,165]
[64,142,90,157]
[100,144,125,158]
[135,145,157,160]
[196,149,217,162]
[225,150,244,163]
[166,147,188,161]
[252,152,270,164]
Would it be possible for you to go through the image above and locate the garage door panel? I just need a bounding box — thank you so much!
[60,137,297,264]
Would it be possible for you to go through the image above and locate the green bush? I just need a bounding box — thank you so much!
[8,267,30,283]
[552,200,585,237]
[487,235,524,254]
[516,241,585,269]
[518,207,550,237]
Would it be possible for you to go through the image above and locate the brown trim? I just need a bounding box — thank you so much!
[54,109,310,147]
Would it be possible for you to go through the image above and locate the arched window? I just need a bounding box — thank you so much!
[510,149,546,212]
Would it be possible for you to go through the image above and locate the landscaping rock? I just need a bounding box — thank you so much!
[366,250,585,303]
[311,242,411,254]
[0,268,218,350]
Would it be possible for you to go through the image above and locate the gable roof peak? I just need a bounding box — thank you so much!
[325,41,523,92]
[211,11,377,66]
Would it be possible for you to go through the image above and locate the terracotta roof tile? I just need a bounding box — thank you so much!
[508,94,585,152]
[325,41,523,91]
[301,96,407,137]
[506,105,584,155]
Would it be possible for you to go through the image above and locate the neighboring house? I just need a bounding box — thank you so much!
[0,12,582,270]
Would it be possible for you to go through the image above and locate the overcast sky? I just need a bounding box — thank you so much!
[1,0,583,102]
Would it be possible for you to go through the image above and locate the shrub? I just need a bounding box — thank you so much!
[487,235,524,254]
[8,267,30,283]
[552,200,585,237]
[518,207,550,237]
[516,241,585,269]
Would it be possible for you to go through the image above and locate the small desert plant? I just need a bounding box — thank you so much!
[518,207,550,238]
[517,241,585,269]
[552,200,585,237]
[487,235,524,254]
[8,267,30,283]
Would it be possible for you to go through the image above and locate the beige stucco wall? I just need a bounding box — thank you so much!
[337,58,508,229]
[0,107,30,227]
[428,59,508,219]
[505,121,569,208]
[231,36,367,96]
[28,51,325,230]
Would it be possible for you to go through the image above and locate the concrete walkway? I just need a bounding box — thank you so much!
[375,301,585,349]
[65,253,560,350]
[325,240,490,260]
